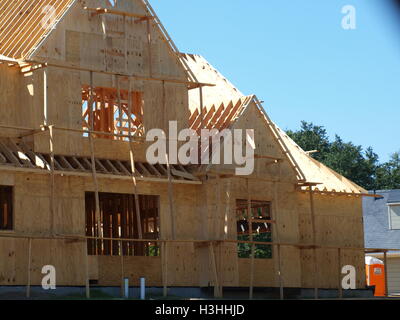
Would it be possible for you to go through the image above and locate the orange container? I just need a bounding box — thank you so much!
[365,256,386,297]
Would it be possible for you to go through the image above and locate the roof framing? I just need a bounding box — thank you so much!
[0,138,200,185]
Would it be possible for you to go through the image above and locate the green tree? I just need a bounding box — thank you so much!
[286,121,330,163]
[376,152,400,189]
[286,121,399,191]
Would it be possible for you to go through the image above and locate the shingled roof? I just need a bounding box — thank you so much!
[184,53,367,194]
[363,190,400,250]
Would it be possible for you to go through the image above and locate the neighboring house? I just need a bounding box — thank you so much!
[363,190,400,295]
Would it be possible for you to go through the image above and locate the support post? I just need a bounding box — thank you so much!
[162,241,168,297]
[84,239,90,299]
[49,125,55,235]
[247,179,255,300]
[163,80,176,241]
[146,18,152,77]
[43,67,56,235]
[199,86,204,129]
[384,250,388,298]
[26,238,32,298]
[224,179,231,241]
[120,240,125,298]
[43,67,48,126]
[273,169,284,300]
[337,248,343,299]
[116,75,124,138]
[165,154,176,240]
[209,242,220,298]
[309,187,319,299]
[216,175,223,298]
[88,71,102,254]
[126,77,143,240]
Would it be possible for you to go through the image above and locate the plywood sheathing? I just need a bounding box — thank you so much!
[29,0,192,83]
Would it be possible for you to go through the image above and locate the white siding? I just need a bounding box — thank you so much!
[387,258,400,294]
[389,205,400,230]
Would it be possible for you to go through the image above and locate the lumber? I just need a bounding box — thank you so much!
[162,241,168,297]
[26,238,32,298]
[21,60,214,89]
[84,238,90,299]
[209,242,221,298]
[49,125,55,235]
[88,71,102,254]
[147,18,153,77]
[337,248,343,299]
[309,188,319,299]
[273,165,284,300]
[125,77,143,240]
[247,179,255,300]
[384,251,388,298]
[83,7,154,20]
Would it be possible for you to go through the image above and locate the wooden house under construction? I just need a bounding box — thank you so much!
[0,0,373,298]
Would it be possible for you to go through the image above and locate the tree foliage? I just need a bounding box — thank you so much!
[286,121,400,191]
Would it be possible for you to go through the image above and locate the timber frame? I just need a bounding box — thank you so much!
[0,0,386,300]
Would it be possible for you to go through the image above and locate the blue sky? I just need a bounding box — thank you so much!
[151,0,400,162]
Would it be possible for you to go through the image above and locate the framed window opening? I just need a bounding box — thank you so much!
[82,86,144,140]
[236,199,273,259]
[85,192,159,257]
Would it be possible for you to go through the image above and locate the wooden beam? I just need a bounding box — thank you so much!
[338,248,343,299]
[162,242,168,297]
[147,18,153,77]
[21,60,215,89]
[0,164,202,185]
[49,125,55,236]
[273,169,284,300]
[88,71,102,254]
[83,7,154,20]
[120,240,125,298]
[126,77,143,240]
[216,175,223,298]
[309,188,319,299]
[84,238,91,299]
[248,179,255,300]
[384,251,388,298]
[26,238,32,299]
[209,242,221,298]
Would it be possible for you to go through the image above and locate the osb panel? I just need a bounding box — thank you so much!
[300,248,366,289]
[29,239,86,286]
[0,65,39,132]
[98,256,162,287]
[238,259,276,287]
[14,174,85,235]
[0,238,29,285]
[35,0,187,80]
[215,243,239,287]
[166,243,199,287]
[298,193,365,289]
